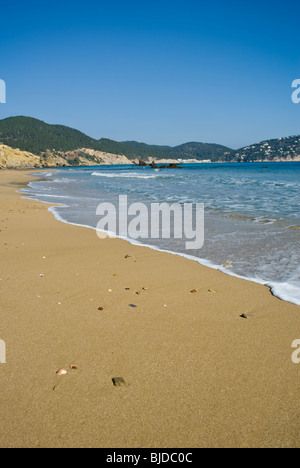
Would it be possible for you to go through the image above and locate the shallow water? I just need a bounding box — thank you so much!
[22,162,300,306]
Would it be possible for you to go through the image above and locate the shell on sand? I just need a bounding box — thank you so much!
[56,369,67,376]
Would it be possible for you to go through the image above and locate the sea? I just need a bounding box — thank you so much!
[21,162,300,306]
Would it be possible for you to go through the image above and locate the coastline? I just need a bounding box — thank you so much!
[0,169,299,448]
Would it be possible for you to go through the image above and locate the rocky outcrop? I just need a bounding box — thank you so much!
[0,144,134,169]
[0,144,41,169]
[62,148,134,165]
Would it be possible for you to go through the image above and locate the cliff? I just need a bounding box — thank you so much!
[0,144,41,169]
[0,144,133,169]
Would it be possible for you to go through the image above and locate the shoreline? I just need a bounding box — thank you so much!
[1,159,300,171]
[24,168,300,307]
[0,169,299,448]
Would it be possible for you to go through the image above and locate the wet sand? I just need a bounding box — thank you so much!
[0,169,299,448]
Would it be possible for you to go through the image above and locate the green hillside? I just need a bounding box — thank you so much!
[0,116,232,161]
[0,116,298,163]
[0,116,98,154]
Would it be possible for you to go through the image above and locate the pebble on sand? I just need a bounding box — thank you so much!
[98,307,104,311]
[56,369,67,376]
[112,377,126,387]
[191,289,198,294]
[240,314,253,319]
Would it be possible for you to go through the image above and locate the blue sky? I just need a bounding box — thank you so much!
[0,0,299,149]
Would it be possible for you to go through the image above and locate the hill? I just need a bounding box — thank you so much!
[0,116,299,165]
[0,116,232,162]
[222,136,300,162]
[0,116,98,154]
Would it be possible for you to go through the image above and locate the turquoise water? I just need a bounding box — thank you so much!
[22,162,300,306]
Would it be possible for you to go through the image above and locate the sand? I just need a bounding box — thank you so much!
[0,169,299,448]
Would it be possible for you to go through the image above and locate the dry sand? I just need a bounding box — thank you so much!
[0,170,299,448]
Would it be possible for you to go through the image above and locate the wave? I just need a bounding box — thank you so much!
[267,281,300,306]
[91,171,167,179]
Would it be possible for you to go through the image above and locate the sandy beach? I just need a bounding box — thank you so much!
[0,169,299,448]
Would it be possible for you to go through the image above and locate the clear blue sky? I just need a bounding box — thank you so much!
[0,0,299,149]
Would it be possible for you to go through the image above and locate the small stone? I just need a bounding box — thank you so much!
[191,289,198,294]
[112,377,126,387]
[240,314,253,319]
[56,369,67,376]
[208,289,216,294]
[98,307,104,311]
[70,365,78,370]
[129,304,137,308]
[136,291,141,295]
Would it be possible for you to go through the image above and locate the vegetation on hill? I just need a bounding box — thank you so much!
[0,116,232,161]
[0,116,299,164]
[0,116,97,154]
